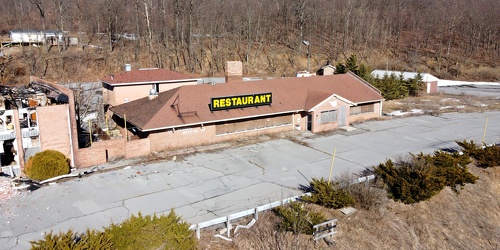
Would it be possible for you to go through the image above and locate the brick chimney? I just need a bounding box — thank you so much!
[225,61,243,83]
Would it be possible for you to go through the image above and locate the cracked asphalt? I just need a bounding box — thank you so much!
[1,111,500,249]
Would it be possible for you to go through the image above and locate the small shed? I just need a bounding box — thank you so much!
[317,61,336,76]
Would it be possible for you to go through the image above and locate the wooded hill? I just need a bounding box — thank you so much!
[0,0,498,84]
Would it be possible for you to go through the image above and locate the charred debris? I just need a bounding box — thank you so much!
[0,81,69,110]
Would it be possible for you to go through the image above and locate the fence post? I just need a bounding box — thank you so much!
[254,207,259,220]
[226,216,231,237]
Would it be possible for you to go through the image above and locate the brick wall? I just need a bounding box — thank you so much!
[107,80,198,106]
[74,138,150,169]
[309,96,351,133]
[149,126,214,152]
[37,104,72,161]
[30,76,79,169]
[75,139,126,168]
[125,138,151,159]
[149,116,294,152]
[348,102,382,124]
[225,61,243,83]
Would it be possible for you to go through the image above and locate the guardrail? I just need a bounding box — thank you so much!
[189,174,375,239]
[313,219,337,242]
[189,192,312,239]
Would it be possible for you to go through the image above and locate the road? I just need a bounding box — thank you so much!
[439,84,500,97]
[1,111,499,249]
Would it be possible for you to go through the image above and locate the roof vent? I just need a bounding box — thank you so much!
[148,88,158,100]
[125,64,131,72]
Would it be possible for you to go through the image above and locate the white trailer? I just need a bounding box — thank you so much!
[8,30,64,45]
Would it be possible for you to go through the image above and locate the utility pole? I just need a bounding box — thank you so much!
[302,40,310,73]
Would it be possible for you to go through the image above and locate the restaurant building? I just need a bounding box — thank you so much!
[109,71,384,152]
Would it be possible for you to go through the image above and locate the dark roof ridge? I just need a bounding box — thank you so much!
[346,72,382,95]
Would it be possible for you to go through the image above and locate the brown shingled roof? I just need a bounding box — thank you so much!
[101,68,197,86]
[110,73,383,131]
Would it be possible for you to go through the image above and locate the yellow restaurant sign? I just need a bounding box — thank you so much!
[210,92,272,111]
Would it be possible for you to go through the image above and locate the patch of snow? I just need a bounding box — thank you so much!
[385,109,424,116]
[441,98,460,102]
[386,110,408,116]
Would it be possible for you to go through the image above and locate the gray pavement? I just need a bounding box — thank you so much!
[1,111,500,249]
[438,84,500,97]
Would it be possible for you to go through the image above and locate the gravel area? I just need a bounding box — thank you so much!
[0,177,19,203]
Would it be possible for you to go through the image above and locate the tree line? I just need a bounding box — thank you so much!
[0,0,498,80]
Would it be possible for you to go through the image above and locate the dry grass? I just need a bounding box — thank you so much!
[383,92,500,115]
[334,164,500,250]
[198,206,335,250]
[198,165,500,250]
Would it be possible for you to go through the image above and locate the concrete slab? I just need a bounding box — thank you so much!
[339,126,357,132]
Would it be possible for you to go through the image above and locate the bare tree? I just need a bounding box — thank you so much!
[30,0,49,53]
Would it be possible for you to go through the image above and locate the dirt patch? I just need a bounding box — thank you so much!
[383,92,500,115]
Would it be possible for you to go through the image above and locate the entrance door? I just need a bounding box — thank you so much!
[338,106,347,126]
[307,114,312,131]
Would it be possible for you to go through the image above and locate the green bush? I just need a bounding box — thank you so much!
[457,140,500,168]
[30,229,113,250]
[24,150,71,181]
[104,210,197,250]
[30,210,197,250]
[415,151,477,191]
[375,159,444,204]
[302,178,355,209]
[274,202,326,235]
[375,151,478,204]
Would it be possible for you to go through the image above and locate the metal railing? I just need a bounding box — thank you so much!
[189,174,375,239]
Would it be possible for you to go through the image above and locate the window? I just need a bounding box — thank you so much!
[320,110,337,123]
[215,115,292,135]
[350,103,375,115]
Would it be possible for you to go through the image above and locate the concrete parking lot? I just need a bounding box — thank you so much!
[1,111,499,249]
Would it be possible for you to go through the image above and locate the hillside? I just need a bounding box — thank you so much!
[0,0,499,84]
[200,164,500,249]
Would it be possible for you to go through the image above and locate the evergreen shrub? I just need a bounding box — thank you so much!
[104,210,197,250]
[30,210,197,250]
[457,140,500,168]
[375,151,478,204]
[24,150,71,181]
[30,229,113,250]
[274,202,326,235]
[302,178,355,209]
